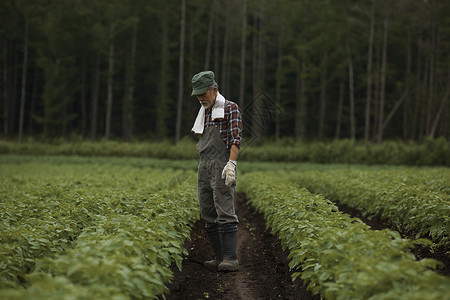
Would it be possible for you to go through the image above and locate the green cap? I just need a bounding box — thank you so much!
[191,71,216,96]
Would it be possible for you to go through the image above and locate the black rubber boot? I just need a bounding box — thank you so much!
[218,223,238,272]
[204,224,222,270]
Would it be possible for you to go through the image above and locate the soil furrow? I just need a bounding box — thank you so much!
[163,192,317,300]
[163,192,449,299]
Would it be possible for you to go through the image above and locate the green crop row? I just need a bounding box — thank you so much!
[0,157,199,299]
[1,187,198,299]
[286,168,450,248]
[238,172,450,300]
[0,160,191,287]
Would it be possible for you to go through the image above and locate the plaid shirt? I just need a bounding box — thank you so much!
[205,100,242,150]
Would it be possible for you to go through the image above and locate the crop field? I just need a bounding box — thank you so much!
[1,155,449,299]
[239,171,450,299]
[0,155,198,299]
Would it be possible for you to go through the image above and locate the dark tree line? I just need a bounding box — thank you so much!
[1,0,449,143]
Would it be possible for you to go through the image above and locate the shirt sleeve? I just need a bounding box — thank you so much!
[227,102,243,149]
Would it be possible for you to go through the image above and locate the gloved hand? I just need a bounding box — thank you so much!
[221,161,236,187]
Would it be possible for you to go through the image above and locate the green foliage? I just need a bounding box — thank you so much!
[1,155,449,299]
[0,155,199,298]
[239,172,450,299]
[0,138,199,160]
[239,138,450,166]
[0,273,128,300]
[288,167,450,248]
[1,137,449,166]
[2,0,450,140]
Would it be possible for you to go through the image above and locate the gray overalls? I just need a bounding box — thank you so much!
[196,125,238,226]
[196,109,239,271]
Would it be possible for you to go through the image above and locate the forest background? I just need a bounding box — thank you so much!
[1,0,449,146]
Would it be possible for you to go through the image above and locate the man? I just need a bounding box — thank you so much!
[191,70,242,272]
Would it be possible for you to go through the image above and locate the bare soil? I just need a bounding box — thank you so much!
[162,193,449,300]
[162,192,318,300]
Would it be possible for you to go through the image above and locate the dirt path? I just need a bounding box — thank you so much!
[163,192,318,300]
[163,192,449,299]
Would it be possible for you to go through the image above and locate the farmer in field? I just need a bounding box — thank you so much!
[191,70,242,272]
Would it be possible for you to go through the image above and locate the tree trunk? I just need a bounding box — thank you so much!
[187,10,195,85]
[213,2,220,77]
[105,7,115,140]
[251,0,266,144]
[429,67,449,138]
[123,21,137,140]
[10,44,18,135]
[175,0,186,144]
[382,92,406,131]
[251,5,259,142]
[347,45,355,140]
[257,2,265,95]
[295,58,306,141]
[318,52,327,141]
[221,9,230,96]
[418,48,430,141]
[364,0,375,141]
[42,58,60,138]
[18,19,29,143]
[90,53,100,141]
[275,15,282,141]
[411,34,423,141]
[28,66,38,135]
[252,8,258,100]
[429,93,447,138]
[122,50,130,138]
[403,35,412,140]
[239,0,247,110]
[372,40,381,139]
[204,0,216,70]
[128,21,137,138]
[157,3,169,139]
[80,58,87,138]
[62,103,67,136]
[335,80,344,139]
[3,40,8,137]
[426,9,436,135]
[377,4,389,144]
[295,64,301,140]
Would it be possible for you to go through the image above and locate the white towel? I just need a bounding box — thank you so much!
[191,92,226,134]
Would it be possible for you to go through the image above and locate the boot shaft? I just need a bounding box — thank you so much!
[218,229,239,271]
[219,223,238,271]
[206,224,222,262]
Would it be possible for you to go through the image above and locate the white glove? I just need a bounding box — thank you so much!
[221,161,236,187]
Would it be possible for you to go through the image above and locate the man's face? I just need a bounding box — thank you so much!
[196,87,217,110]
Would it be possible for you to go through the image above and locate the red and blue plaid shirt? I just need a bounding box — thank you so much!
[205,100,242,150]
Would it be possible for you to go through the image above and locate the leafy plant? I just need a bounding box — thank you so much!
[287,168,450,247]
[0,156,199,298]
[239,172,450,300]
